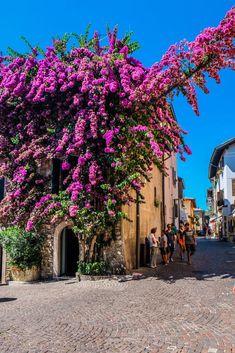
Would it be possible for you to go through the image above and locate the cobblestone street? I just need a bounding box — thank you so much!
[0,239,235,353]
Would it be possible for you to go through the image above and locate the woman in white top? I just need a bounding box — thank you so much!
[148,227,159,268]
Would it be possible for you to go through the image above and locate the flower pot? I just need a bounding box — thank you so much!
[10,266,40,282]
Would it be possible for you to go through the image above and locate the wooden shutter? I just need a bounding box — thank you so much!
[51,159,61,194]
[232,179,235,197]
[0,178,5,201]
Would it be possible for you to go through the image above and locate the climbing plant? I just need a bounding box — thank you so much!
[0,8,234,260]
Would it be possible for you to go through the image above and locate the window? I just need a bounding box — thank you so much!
[51,156,78,194]
[0,178,5,201]
[154,187,159,207]
[220,156,224,169]
[51,159,61,194]
[174,203,178,218]
[232,179,235,197]
[171,167,177,186]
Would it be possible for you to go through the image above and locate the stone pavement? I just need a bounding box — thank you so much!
[0,239,234,353]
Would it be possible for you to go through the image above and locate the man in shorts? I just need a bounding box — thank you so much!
[160,230,169,265]
[165,223,176,262]
[184,223,196,264]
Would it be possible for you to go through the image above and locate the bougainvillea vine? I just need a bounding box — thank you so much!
[0,8,234,258]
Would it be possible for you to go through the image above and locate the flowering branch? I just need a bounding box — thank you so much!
[0,7,234,240]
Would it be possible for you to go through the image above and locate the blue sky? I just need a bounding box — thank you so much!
[0,0,234,209]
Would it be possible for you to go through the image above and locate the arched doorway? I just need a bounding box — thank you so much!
[60,228,79,276]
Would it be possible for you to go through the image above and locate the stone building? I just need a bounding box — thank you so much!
[0,151,182,281]
[40,163,164,277]
[0,161,165,281]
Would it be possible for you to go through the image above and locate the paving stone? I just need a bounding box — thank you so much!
[0,239,234,353]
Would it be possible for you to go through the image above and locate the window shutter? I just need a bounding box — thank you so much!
[0,178,5,201]
[174,203,178,218]
[51,159,61,194]
[232,179,235,197]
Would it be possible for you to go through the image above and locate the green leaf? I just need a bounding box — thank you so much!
[47,128,56,134]
[11,135,19,145]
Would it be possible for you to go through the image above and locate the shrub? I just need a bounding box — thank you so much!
[0,226,44,270]
[77,261,110,276]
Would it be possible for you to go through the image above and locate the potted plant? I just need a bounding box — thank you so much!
[0,226,43,281]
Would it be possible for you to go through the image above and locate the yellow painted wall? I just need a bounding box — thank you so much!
[121,165,162,270]
[121,193,137,271]
[183,199,195,227]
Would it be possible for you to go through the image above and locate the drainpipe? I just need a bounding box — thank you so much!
[178,198,180,229]
[136,191,140,269]
[162,154,173,230]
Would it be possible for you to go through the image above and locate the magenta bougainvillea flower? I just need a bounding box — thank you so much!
[0,8,234,235]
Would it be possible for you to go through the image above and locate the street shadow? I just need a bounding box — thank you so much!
[154,265,235,284]
[15,277,77,285]
[135,239,235,284]
[0,297,17,303]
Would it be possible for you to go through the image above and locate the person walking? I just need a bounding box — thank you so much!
[148,227,159,268]
[177,223,186,260]
[165,223,176,262]
[160,229,169,265]
[172,223,178,236]
[184,223,196,265]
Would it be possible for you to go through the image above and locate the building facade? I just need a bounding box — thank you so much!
[0,152,182,282]
[164,154,179,228]
[178,177,186,225]
[0,162,166,282]
[209,138,235,242]
[181,197,197,227]
[193,208,204,233]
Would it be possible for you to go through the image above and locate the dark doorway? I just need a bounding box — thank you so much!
[60,228,79,276]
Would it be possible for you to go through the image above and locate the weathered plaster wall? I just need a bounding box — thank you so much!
[121,165,163,271]
[164,154,178,227]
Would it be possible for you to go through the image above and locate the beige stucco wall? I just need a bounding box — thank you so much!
[139,166,162,242]
[121,165,162,270]
[164,154,179,227]
[183,199,195,226]
[121,194,137,271]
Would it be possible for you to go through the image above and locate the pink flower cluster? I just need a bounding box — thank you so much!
[0,8,234,229]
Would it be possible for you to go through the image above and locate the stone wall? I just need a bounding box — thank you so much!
[40,223,55,278]
[103,222,127,274]
[39,163,163,277]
